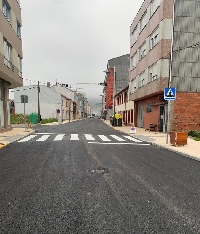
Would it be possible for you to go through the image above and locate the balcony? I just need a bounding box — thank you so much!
[130,77,168,101]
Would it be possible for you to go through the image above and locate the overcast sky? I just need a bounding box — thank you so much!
[20,0,144,108]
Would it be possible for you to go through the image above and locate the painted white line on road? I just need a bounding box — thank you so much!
[84,134,95,141]
[88,142,150,145]
[36,135,50,142]
[53,134,65,141]
[34,133,56,135]
[98,135,111,141]
[18,135,37,142]
[110,135,125,142]
[123,135,142,143]
[70,134,79,141]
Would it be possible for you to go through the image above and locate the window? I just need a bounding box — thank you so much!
[4,38,13,70]
[131,25,139,46]
[2,0,11,23]
[139,72,145,88]
[17,21,21,39]
[148,63,157,82]
[150,0,161,17]
[139,42,147,60]
[130,52,137,70]
[140,11,148,31]
[18,55,22,77]
[146,103,153,113]
[150,27,159,50]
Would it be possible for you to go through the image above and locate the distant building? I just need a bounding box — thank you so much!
[0,0,23,131]
[129,0,200,132]
[103,54,130,119]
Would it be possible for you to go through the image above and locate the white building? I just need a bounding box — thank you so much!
[14,85,62,120]
[51,84,74,120]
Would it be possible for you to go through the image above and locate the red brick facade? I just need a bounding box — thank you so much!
[172,92,200,131]
[105,67,114,109]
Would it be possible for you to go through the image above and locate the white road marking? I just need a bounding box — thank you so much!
[84,134,95,141]
[70,134,79,141]
[34,133,55,135]
[36,135,50,142]
[98,135,111,141]
[123,135,142,142]
[53,134,65,141]
[88,142,150,145]
[110,135,125,141]
[18,135,37,142]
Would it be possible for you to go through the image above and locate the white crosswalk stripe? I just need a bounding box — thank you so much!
[122,135,142,143]
[36,135,50,142]
[84,134,95,141]
[110,135,125,142]
[53,134,65,141]
[17,133,145,144]
[18,135,37,142]
[70,134,79,141]
[98,135,111,141]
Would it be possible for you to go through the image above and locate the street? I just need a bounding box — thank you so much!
[0,119,200,234]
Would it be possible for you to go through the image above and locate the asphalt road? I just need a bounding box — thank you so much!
[0,119,200,234]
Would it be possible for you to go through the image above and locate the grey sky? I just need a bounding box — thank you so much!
[20,0,144,106]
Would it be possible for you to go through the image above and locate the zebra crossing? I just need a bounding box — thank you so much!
[17,133,149,145]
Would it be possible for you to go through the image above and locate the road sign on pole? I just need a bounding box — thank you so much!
[164,88,176,101]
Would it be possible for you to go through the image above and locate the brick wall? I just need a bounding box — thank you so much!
[172,92,200,131]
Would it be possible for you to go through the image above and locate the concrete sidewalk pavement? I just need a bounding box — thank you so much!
[104,120,200,161]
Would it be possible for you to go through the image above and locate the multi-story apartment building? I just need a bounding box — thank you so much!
[129,0,200,132]
[0,0,23,131]
[103,54,130,119]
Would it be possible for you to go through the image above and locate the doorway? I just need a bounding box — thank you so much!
[137,103,144,128]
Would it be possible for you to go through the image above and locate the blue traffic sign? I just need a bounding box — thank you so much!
[164,88,176,100]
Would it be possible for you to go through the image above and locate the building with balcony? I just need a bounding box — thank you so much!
[0,0,23,131]
[129,0,200,132]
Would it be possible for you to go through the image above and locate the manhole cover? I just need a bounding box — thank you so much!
[88,167,109,174]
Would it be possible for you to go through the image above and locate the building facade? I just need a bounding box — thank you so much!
[115,86,134,125]
[14,85,62,120]
[129,0,200,132]
[104,54,130,119]
[0,0,23,131]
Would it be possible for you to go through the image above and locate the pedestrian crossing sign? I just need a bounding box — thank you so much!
[164,88,176,101]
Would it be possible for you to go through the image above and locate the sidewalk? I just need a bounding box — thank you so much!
[104,120,200,162]
[0,119,79,149]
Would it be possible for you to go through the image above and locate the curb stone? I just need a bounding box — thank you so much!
[105,122,200,163]
[0,130,35,149]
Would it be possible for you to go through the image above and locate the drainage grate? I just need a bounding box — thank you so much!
[88,167,109,174]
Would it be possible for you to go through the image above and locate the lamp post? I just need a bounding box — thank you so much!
[100,95,104,118]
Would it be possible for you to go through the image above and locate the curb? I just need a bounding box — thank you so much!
[104,122,200,163]
[0,129,35,149]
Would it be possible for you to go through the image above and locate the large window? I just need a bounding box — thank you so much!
[2,0,11,23]
[131,25,139,47]
[130,52,137,70]
[17,21,21,39]
[18,55,22,77]
[4,38,13,70]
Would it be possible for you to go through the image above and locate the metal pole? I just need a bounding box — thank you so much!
[69,100,71,122]
[38,81,40,124]
[166,0,176,144]
[24,97,26,131]
[113,68,116,126]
